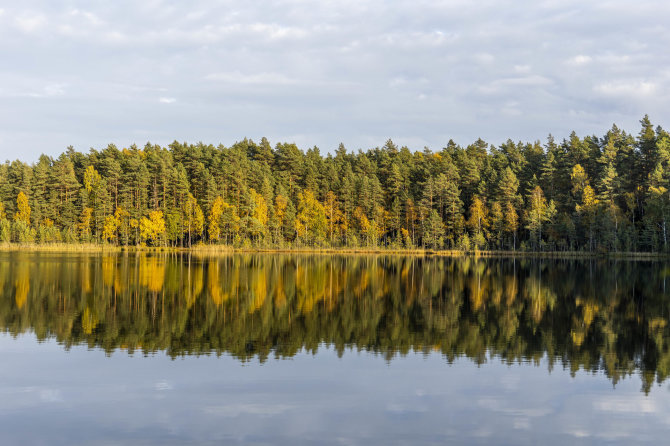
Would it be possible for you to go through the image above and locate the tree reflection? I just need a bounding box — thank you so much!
[1,253,670,393]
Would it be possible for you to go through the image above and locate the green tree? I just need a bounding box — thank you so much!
[183,194,204,246]
[525,186,553,250]
[423,209,444,249]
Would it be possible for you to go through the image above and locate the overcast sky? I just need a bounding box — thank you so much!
[1,0,668,161]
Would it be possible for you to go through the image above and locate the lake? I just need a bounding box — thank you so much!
[1,252,669,445]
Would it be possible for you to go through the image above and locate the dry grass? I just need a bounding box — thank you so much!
[0,243,121,252]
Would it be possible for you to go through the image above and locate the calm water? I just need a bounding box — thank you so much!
[1,252,670,445]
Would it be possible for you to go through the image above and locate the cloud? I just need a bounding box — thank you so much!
[473,53,495,64]
[592,396,657,413]
[15,13,47,33]
[154,380,173,390]
[568,55,592,65]
[0,79,67,99]
[247,22,308,40]
[202,403,294,417]
[479,76,554,95]
[1,0,669,161]
[68,9,103,26]
[594,80,656,98]
[205,71,300,86]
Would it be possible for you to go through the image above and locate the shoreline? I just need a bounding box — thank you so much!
[0,243,667,259]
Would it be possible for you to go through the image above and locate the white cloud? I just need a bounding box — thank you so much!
[15,13,47,33]
[594,80,656,97]
[0,82,68,99]
[568,55,592,65]
[592,396,657,413]
[103,31,128,44]
[596,53,631,65]
[247,22,308,40]
[499,76,554,87]
[68,9,103,26]
[479,76,554,95]
[567,429,591,438]
[474,53,496,64]
[388,76,428,88]
[154,380,173,390]
[374,30,458,49]
[1,0,670,160]
[205,71,300,86]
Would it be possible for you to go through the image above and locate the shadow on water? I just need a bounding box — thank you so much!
[1,251,670,393]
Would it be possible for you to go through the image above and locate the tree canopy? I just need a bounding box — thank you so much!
[1,117,669,252]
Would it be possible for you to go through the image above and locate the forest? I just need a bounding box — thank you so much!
[1,115,669,252]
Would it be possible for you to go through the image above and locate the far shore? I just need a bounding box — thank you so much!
[0,243,667,260]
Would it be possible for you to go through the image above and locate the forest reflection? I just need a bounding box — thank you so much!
[2,252,670,393]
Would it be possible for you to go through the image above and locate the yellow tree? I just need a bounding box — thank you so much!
[78,207,93,241]
[295,190,327,246]
[374,205,389,246]
[102,214,120,243]
[14,263,29,309]
[571,164,589,201]
[273,193,290,243]
[139,210,167,246]
[247,189,268,245]
[467,196,488,249]
[275,194,288,223]
[250,189,268,227]
[489,201,504,249]
[353,206,370,246]
[83,165,102,193]
[208,196,226,242]
[15,192,31,226]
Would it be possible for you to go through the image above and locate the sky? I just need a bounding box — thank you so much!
[0,0,668,162]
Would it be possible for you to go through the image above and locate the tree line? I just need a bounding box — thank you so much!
[2,253,668,393]
[1,115,669,251]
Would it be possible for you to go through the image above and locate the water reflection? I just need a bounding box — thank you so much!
[1,252,669,393]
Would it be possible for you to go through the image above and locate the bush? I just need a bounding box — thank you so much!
[0,219,10,243]
[12,220,35,243]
